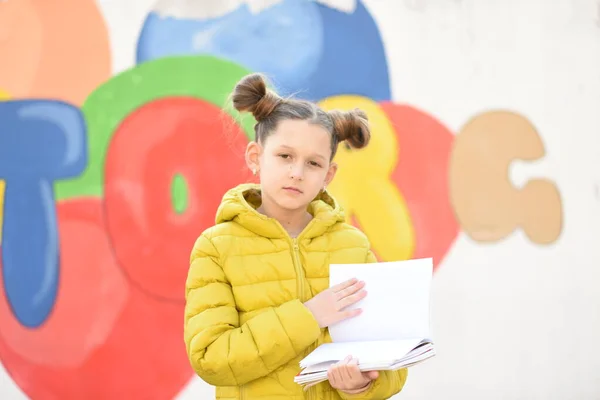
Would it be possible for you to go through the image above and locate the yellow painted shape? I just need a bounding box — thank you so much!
[318,95,416,261]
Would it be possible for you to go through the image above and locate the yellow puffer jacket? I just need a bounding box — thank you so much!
[184,183,408,399]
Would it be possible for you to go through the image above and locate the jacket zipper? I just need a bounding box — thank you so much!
[291,238,318,400]
[236,221,318,400]
[291,238,307,302]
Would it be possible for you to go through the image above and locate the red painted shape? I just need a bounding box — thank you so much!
[0,199,193,399]
[103,97,250,302]
[381,102,460,268]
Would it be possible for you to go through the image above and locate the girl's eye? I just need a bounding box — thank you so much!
[279,154,290,159]
[309,161,321,167]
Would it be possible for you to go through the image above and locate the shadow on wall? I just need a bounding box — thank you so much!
[0,0,562,399]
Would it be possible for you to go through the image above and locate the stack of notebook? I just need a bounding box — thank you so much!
[294,258,436,388]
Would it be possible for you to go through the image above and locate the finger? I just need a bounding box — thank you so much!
[341,356,355,380]
[337,289,367,310]
[331,278,358,292]
[335,280,365,301]
[365,370,379,380]
[346,357,360,381]
[328,358,349,388]
[334,279,364,295]
[332,364,345,386]
[327,366,337,386]
[328,363,343,387]
[341,308,362,320]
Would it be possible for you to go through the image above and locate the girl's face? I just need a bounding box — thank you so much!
[246,119,338,213]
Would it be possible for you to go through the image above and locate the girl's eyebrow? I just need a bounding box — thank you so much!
[278,145,327,162]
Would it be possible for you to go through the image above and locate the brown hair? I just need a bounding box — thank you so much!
[231,73,371,160]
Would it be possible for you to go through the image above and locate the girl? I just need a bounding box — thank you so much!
[184,73,408,399]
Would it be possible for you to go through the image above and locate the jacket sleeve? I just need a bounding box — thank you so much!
[336,250,409,399]
[184,233,322,387]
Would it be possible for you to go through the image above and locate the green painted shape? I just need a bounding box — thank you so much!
[54,55,255,200]
[171,173,188,215]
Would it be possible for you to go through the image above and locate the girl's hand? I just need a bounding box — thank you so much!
[327,355,379,394]
[304,278,366,328]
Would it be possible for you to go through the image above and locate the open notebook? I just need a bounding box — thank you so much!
[295,258,435,388]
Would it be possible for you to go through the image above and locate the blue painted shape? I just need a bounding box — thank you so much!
[136,0,323,95]
[136,0,390,101]
[307,1,391,102]
[0,100,87,328]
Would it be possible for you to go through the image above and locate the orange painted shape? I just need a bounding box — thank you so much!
[0,0,111,105]
[449,110,563,244]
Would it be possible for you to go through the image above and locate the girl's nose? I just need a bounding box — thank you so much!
[289,163,304,180]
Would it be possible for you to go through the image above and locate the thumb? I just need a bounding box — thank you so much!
[365,370,379,380]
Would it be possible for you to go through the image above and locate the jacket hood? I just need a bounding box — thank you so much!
[215,183,346,239]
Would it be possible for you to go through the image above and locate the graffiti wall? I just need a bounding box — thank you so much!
[1,0,599,399]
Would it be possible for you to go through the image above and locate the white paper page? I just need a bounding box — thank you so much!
[328,258,433,343]
[299,339,426,368]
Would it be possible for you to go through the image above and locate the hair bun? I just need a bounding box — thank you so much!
[232,73,281,121]
[329,108,371,149]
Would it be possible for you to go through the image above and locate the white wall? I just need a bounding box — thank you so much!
[1,0,599,399]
